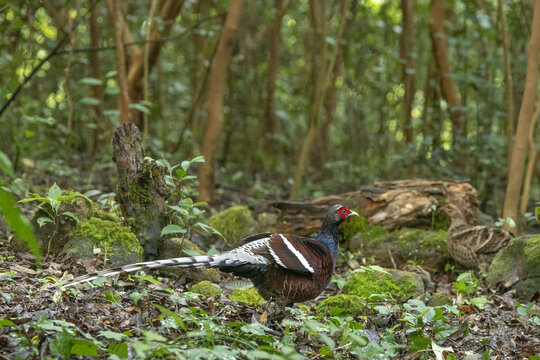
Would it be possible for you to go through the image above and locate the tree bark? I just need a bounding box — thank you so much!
[89,3,105,157]
[196,0,244,203]
[520,103,539,215]
[126,0,184,129]
[503,0,540,233]
[290,0,348,199]
[429,0,464,154]
[498,0,516,166]
[107,0,131,123]
[263,0,286,156]
[400,0,415,149]
[112,123,170,260]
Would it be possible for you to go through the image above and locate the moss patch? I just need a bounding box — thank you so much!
[64,217,143,265]
[316,294,368,316]
[341,212,388,244]
[229,288,266,306]
[190,280,222,298]
[207,206,258,246]
[396,229,448,256]
[344,268,424,300]
[487,235,540,299]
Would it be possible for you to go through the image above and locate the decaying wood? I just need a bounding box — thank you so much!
[112,123,170,259]
[266,179,480,235]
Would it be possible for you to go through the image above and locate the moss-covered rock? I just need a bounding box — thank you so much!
[316,294,368,316]
[207,206,258,246]
[159,237,221,283]
[190,280,222,297]
[229,287,266,306]
[427,293,453,306]
[487,235,540,300]
[350,228,450,270]
[344,268,424,300]
[63,217,143,265]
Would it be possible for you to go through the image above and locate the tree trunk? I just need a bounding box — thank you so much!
[89,3,105,157]
[197,0,244,203]
[126,0,184,129]
[400,0,415,150]
[498,0,515,167]
[107,0,131,124]
[503,0,540,233]
[112,123,170,260]
[290,0,348,199]
[520,103,539,215]
[429,0,464,156]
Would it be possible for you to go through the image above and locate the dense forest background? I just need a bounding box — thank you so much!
[0,0,539,227]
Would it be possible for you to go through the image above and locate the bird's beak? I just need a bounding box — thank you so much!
[349,210,359,217]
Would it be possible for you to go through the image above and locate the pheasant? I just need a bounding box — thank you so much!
[60,204,358,305]
[443,204,513,270]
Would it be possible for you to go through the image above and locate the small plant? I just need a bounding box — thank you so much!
[452,271,480,295]
[18,183,89,256]
[157,156,223,241]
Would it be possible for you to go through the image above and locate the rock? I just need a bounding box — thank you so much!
[428,293,453,306]
[229,288,265,306]
[206,206,258,247]
[403,264,435,293]
[63,217,143,265]
[159,237,221,283]
[190,280,222,298]
[486,235,540,300]
[316,294,368,315]
[344,267,425,300]
[349,226,450,270]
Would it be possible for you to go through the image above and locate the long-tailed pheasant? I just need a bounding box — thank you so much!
[60,204,358,305]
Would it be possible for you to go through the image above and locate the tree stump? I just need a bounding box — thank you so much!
[265,179,480,235]
[112,123,170,260]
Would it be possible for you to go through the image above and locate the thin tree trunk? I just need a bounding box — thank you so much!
[289,0,348,199]
[263,0,286,148]
[429,0,464,155]
[142,0,158,147]
[90,3,105,157]
[520,103,539,215]
[503,0,540,233]
[126,0,184,129]
[400,0,415,148]
[196,0,244,203]
[107,0,131,123]
[498,0,515,166]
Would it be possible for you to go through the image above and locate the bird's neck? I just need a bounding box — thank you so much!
[314,223,340,266]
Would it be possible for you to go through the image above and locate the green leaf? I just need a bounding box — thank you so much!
[37,216,53,227]
[161,224,187,236]
[71,339,99,356]
[133,275,161,285]
[408,331,431,352]
[79,77,103,86]
[103,289,119,303]
[470,297,488,310]
[0,185,41,267]
[60,211,80,224]
[128,103,150,114]
[98,330,128,341]
[0,151,14,177]
[433,319,456,341]
[80,97,101,106]
[0,319,14,329]
[48,183,62,200]
[49,330,74,357]
[107,342,128,359]
[182,249,202,257]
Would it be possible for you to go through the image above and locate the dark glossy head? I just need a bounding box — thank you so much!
[324,204,359,225]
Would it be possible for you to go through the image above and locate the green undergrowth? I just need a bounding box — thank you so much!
[344,268,422,300]
[229,287,266,306]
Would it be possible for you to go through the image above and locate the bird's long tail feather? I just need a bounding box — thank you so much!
[58,253,229,287]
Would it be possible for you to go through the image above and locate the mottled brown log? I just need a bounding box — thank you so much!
[112,123,170,259]
[265,179,480,235]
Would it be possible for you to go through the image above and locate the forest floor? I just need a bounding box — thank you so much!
[0,234,539,359]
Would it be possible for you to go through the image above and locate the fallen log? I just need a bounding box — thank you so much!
[264,179,479,235]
